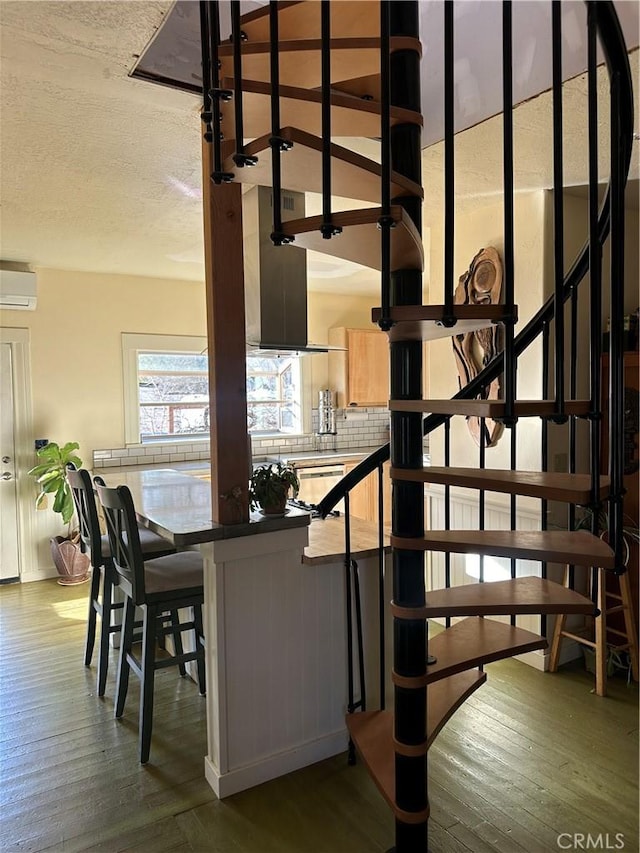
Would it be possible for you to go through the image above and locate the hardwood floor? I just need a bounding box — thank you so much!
[1,580,637,853]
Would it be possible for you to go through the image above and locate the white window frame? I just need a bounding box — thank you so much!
[122,333,311,445]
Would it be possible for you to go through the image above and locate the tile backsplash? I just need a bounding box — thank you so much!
[93,407,397,469]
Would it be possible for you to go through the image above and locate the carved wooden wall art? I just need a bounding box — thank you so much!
[452,247,504,448]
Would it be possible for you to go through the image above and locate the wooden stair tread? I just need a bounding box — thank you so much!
[219,37,420,90]
[221,126,422,203]
[391,577,596,619]
[393,618,547,688]
[346,670,486,820]
[281,206,423,272]
[219,77,422,142]
[391,530,615,570]
[331,73,382,102]
[389,399,592,417]
[372,305,517,342]
[240,1,380,42]
[391,466,611,504]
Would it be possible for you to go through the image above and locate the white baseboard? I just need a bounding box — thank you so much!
[204,729,349,799]
[515,640,582,672]
[20,565,57,584]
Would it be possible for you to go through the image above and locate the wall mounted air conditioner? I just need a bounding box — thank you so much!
[0,269,37,310]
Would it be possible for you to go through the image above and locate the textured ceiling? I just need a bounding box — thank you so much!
[0,1,638,294]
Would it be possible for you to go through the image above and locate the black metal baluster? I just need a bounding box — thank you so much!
[320,0,341,240]
[208,2,234,183]
[269,1,292,246]
[502,0,516,425]
[541,319,550,622]
[551,0,565,417]
[378,463,386,711]
[608,63,626,571]
[344,492,356,765]
[231,1,257,168]
[587,2,602,516]
[352,559,366,713]
[200,2,214,143]
[478,419,486,585]
[442,0,455,327]
[444,417,451,628]
[510,421,517,627]
[567,282,578,587]
[378,0,393,329]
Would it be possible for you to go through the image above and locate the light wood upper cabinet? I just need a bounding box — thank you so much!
[328,327,390,408]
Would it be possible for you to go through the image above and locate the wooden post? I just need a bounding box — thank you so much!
[201,133,249,525]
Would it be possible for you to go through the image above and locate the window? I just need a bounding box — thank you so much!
[122,334,308,444]
[137,351,209,441]
[246,356,302,433]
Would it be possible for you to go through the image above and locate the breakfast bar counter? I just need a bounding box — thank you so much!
[97,466,390,798]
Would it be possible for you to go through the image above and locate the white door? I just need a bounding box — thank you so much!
[0,343,20,581]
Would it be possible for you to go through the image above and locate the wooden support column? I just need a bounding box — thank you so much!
[202,134,249,525]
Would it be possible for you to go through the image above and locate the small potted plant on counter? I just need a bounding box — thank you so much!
[28,441,91,585]
[249,462,300,516]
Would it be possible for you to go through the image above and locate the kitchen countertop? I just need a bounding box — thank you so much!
[303,515,391,565]
[268,447,382,466]
[96,464,389,563]
[96,468,310,546]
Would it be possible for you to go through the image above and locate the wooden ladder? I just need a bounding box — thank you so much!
[549,565,639,697]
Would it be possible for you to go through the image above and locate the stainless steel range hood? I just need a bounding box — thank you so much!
[243,186,339,356]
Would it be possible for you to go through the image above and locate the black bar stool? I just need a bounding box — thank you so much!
[67,465,177,696]
[95,477,206,764]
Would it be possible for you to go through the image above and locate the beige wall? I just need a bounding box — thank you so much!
[1,267,208,463]
[307,289,378,393]
[0,268,377,463]
[1,267,377,576]
[428,191,547,471]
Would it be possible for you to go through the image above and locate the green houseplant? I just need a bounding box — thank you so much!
[28,441,91,585]
[249,462,299,515]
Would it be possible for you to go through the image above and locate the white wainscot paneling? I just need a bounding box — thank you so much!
[425,485,560,669]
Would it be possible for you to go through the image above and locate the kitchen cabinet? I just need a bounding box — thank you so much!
[328,327,390,408]
[344,460,392,526]
[295,463,345,508]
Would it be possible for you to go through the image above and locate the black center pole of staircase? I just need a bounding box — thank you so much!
[231,0,257,168]
[587,1,602,513]
[502,0,516,425]
[386,2,427,849]
[320,0,341,240]
[208,2,234,184]
[551,0,566,418]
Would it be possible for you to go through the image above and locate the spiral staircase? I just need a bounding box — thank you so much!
[197,2,636,850]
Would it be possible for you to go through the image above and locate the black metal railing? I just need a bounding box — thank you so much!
[200,2,633,848]
[316,10,634,780]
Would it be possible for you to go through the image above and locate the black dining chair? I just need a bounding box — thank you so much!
[95,476,206,764]
[67,465,177,696]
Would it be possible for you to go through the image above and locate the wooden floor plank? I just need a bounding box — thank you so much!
[1,579,637,853]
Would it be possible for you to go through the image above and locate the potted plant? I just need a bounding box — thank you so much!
[249,462,299,515]
[28,441,91,585]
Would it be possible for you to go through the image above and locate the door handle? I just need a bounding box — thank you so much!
[1,472,12,481]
